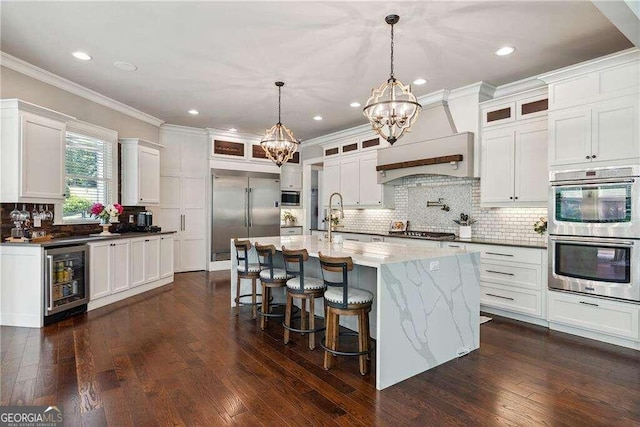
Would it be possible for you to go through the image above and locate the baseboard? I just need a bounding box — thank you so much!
[480,305,549,327]
[88,275,174,311]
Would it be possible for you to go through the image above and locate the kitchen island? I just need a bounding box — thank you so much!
[231,235,481,389]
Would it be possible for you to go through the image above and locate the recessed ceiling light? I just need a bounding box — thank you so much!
[413,78,427,85]
[313,116,323,121]
[114,61,137,71]
[72,51,92,61]
[188,109,199,115]
[495,46,515,56]
[229,128,237,132]
[350,102,361,108]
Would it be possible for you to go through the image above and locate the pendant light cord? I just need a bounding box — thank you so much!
[278,85,282,125]
[390,22,395,80]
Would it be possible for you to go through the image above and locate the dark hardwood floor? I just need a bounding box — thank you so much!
[2,271,640,426]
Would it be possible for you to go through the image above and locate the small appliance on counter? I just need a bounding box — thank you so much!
[136,211,160,232]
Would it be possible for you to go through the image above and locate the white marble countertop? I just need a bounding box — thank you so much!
[252,235,472,267]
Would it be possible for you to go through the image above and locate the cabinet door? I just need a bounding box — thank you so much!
[90,242,111,300]
[159,174,182,233]
[481,128,515,204]
[181,133,208,176]
[138,146,160,204]
[514,121,548,203]
[145,237,160,282]
[280,165,302,190]
[340,157,360,206]
[323,160,341,206]
[591,96,639,163]
[180,238,205,271]
[111,240,131,293]
[20,113,65,200]
[160,235,174,278]
[548,108,591,166]
[182,176,206,238]
[358,153,383,206]
[130,238,146,287]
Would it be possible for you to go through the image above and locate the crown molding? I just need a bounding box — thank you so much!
[67,119,117,142]
[160,123,207,136]
[492,76,547,99]
[0,98,75,122]
[538,47,639,84]
[205,127,262,142]
[1,51,165,127]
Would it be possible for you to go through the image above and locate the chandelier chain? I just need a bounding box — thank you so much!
[278,85,282,124]
[390,22,395,79]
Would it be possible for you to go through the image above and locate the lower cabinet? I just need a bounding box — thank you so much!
[89,235,174,306]
[89,240,131,300]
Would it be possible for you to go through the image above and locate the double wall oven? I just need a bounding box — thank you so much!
[548,166,639,303]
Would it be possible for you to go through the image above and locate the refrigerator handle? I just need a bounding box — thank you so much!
[248,188,253,227]
[46,255,54,312]
[244,188,248,227]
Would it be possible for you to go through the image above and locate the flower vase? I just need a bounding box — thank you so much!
[100,221,112,236]
[459,225,472,240]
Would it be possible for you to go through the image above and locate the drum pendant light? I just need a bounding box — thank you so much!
[260,81,300,167]
[363,15,422,145]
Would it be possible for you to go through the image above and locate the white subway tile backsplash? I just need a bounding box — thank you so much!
[339,175,547,245]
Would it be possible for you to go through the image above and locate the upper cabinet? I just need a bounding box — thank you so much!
[120,138,162,206]
[0,99,73,203]
[480,88,548,207]
[540,50,640,170]
[280,164,302,191]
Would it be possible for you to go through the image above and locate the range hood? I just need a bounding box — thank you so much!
[376,100,474,184]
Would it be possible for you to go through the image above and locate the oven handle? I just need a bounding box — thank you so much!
[47,255,54,312]
[550,178,635,186]
[549,235,635,246]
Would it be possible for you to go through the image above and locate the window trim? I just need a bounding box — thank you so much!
[54,120,118,225]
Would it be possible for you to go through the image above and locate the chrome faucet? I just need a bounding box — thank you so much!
[327,192,344,243]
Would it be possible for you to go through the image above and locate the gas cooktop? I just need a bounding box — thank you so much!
[389,231,457,240]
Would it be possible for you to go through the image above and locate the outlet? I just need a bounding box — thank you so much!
[430,261,440,271]
[129,214,134,223]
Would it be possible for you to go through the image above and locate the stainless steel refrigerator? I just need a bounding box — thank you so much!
[211,170,281,261]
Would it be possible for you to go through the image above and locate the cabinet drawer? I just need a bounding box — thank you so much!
[281,227,302,236]
[480,283,542,317]
[481,246,542,265]
[548,292,639,340]
[480,262,541,291]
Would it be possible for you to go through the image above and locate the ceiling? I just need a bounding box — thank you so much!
[0,1,633,140]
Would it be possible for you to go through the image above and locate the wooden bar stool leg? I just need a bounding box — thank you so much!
[324,309,334,370]
[284,292,292,344]
[300,298,307,336]
[251,278,257,319]
[358,309,368,375]
[309,297,316,350]
[261,285,269,330]
[333,312,340,358]
[235,275,242,316]
[365,308,371,361]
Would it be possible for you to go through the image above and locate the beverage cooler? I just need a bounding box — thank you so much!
[44,244,89,324]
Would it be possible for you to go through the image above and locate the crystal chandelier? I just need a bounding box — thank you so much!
[363,15,422,145]
[260,81,300,167]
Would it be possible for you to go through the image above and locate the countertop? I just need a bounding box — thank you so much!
[1,231,177,247]
[311,228,547,250]
[254,235,471,268]
[280,225,303,228]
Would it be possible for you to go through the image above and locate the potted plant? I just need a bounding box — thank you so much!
[282,211,296,226]
[453,213,476,239]
[534,217,547,235]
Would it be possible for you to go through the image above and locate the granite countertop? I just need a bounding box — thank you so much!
[311,228,547,250]
[1,231,177,247]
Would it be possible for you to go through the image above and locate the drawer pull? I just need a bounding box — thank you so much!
[345,238,358,241]
[579,301,599,307]
[486,270,514,276]
[448,245,461,248]
[485,252,514,257]
[486,293,514,301]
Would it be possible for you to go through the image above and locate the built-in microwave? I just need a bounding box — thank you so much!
[549,166,640,238]
[281,191,301,206]
[549,235,639,303]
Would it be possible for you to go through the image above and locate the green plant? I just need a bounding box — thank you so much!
[63,195,93,216]
[453,213,476,226]
[534,217,547,235]
[282,211,296,222]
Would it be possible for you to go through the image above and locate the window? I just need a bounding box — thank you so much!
[57,121,118,223]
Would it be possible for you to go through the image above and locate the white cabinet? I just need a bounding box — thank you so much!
[480,88,548,208]
[280,165,302,191]
[159,127,208,272]
[89,240,131,300]
[120,138,162,206]
[548,95,639,168]
[0,100,72,203]
[160,235,174,278]
[281,227,303,236]
[323,153,393,208]
[130,236,160,287]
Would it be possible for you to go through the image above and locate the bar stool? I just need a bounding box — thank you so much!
[233,238,261,318]
[255,243,293,330]
[281,247,327,350]
[319,253,373,375]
